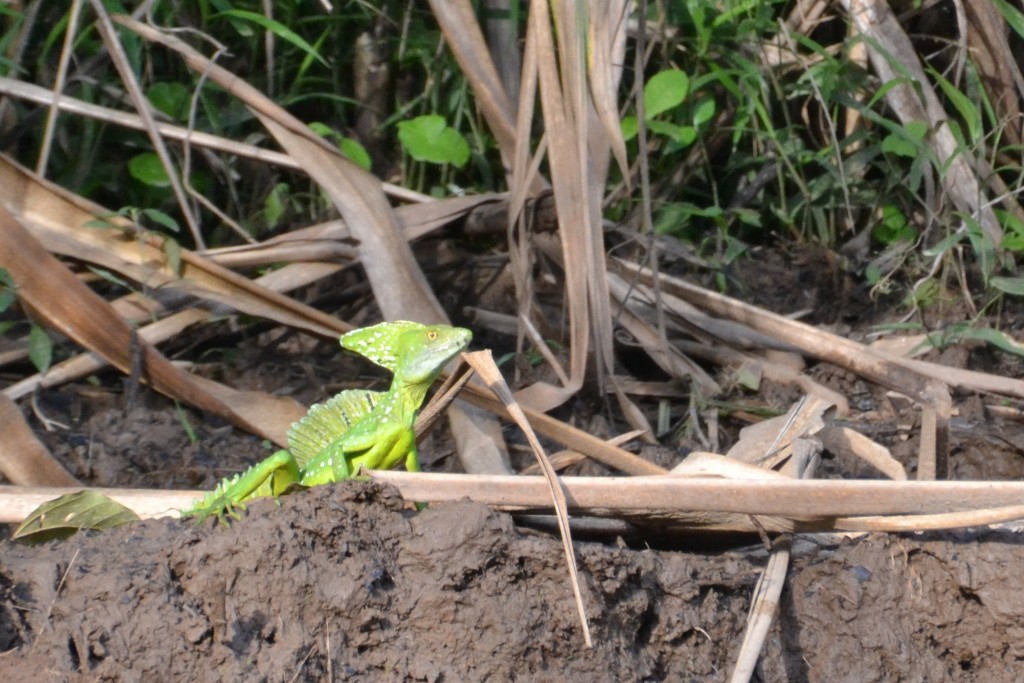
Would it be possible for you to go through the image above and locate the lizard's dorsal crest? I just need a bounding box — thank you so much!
[339,320,424,372]
[287,389,380,467]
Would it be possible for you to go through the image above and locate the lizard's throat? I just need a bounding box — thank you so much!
[382,381,431,420]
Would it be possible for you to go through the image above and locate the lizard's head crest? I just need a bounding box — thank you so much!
[340,321,471,382]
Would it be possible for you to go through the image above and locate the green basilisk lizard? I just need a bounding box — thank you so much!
[183,321,471,524]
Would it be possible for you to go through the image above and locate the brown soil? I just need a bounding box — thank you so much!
[3,483,1024,681]
[4,246,1024,681]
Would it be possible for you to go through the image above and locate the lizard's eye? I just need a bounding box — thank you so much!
[427,330,438,340]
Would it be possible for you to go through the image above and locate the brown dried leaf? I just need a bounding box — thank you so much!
[0,394,79,486]
[0,155,343,338]
[0,207,282,444]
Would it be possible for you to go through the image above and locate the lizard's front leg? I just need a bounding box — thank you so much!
[184,449,302,524]
[345,426,416,475]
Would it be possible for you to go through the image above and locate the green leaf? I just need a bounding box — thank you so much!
[28,323,52,374]
[964,216,996,284]
[872,205,915,243]
[929,67,981,143]
[620,115,638,141]
[163,238,182,275]
[397,115,470,167]
[958,326,1024,357]
[734,362,761,391]
[175,402,198,444]
[674,126,698,146]
[692,95,716,127]
[997,208,1024,251]
[646,119,682,138]
[308,123,371,170]
[994,0,1024,41]
[922,230,966,258]
[990,276,1024,296]
[865,262,882,285]
[13,491,140,544]
[646,120,697,145]
[308,122,333,137]
[871,321,926,334]
[881,120,928,158]
[644,69,689,119]
[215,10,328,67]
[339,137,372,171]
[142,208,180,233]
[904,120,929,140]
[0,267,15,312]
[1005,233,1024,251]
[128,153,171,188]
[881,134,917,158]
[721,234,748,263]
[263,182,289,227]
[146,82,190,121]
[86,266,130,289]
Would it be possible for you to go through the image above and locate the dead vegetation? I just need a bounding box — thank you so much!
[2,1,1024,677]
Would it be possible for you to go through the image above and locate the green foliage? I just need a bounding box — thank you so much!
[28,323,53,374]
[995,0,1024,37]
[6,0,1021,313]
[928,66,981,144]
[309,122,372,171]
[990,276,1024,296]
[146,82,191,121]
[8,1,485,245]
[998,209,1024,252]
[397,115,470,168]
[260,182,291,229]
[0,268,54,374]
[918,321,1024,358]
[128,153,172,188]
[175,402,199,445]
[338,138,373,171]
[607,0,1024,321]
[0,267,16,312]
[644,69,689,118]
[872,205,914,245]
[881,120,928,158]
[212,9,328,67]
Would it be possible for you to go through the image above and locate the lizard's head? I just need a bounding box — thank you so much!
[340,321,471,383]
[394,324,472,384]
